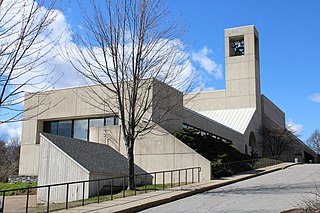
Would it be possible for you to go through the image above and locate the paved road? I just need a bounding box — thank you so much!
[142,164,320,213]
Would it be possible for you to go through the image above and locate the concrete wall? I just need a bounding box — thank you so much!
[261,95,285,128]
[184,26,261,112]
[184,90,227,112]
[37,135,90,203]
[20,86,117,175]
[89,173,153,197]
[19,80,186,176]
[89,125,211,182]
[225,25,261,110]
[152,80,184,132]
[19,144,40,175]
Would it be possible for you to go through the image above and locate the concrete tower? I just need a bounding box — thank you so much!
[224,25,261,110]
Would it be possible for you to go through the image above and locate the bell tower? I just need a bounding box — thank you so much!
[224,25,261,110]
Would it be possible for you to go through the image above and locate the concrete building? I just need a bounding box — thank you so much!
[19,25,317,202]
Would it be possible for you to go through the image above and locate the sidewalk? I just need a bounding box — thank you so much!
[56,162,297,213]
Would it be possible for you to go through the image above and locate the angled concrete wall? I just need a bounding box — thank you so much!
[89,125,211,182]
[37,135,90,203]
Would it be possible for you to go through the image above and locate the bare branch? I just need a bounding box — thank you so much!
[0,0,63,123]
[66,0,192,189]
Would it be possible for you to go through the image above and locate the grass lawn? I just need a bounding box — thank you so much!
[0,182,37,196]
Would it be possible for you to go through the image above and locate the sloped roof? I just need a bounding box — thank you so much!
[199,108,256,134]
[41,133,145,175]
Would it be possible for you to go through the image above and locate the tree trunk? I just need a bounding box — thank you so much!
[127,143,135,190]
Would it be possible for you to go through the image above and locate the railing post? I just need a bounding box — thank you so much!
[134,175,137,196]
[1,192,5,213]
[26,188,30,213]
[66,184,69,209]
[97,181,100,203]
[154,173,157,191]
[198,167,201,182]
[111,179,113,201]
[185,169,187,185]
[178,170,180,186]
[192,168,194,184]
[47,186,50,213]
[123,177,126,198]
[171,171,173,188]
[144,174,147,193]
[162,172,165,190]
[82,181,85,206]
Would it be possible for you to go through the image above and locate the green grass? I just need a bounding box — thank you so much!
[0,182,37,196]
[26,183,189,213]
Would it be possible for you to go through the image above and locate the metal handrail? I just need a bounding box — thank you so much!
[221,157,283,169]
[0,166,201,213]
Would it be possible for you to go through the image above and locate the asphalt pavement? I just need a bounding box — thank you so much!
[141,164,320,213]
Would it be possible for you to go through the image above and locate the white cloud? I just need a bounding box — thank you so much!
[309,93,320,103]
[0,0,211,139]
[286,120,304,135]
[0,122,22,142]
[0,0,81,91]
[192,46,223,80]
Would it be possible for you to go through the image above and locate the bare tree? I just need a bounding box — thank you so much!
[0,137,20,182]
[260,126,296,159]
[0,0,62,124]
[67,0,193,189]
[307,129,320,154]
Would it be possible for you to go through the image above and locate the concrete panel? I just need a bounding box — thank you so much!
[261,95,285,128]
[18,144,40,176]
[37,136,90,203]
[90,123,212,181]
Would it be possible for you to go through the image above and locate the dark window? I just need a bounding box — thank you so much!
[43,121,58,135]
[57,120,72,137]
[43,116,117,141]
[230,35,245,57]
[182,123,232,143]
[73,119,88,141]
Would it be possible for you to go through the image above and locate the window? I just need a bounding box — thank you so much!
[73,119,88,141]
[229,35,245,57]
[44,121,58,135]
[57,120,72,137]
[105,117,115,126]
[182,123,232,143]
[43,116,117,141]
[89,118,104,128]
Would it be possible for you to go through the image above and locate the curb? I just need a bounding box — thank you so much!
[281,163,300,170]
[116,163,297,213]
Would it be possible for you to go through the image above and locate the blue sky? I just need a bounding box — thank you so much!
[0,0,319,142]
[165,0,320,141]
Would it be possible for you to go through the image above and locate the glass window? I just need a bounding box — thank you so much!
[43,121,58,135]
[89,118,104,128]
[57,120,72,137]
[73,119,88,141]
[105,117,115,125]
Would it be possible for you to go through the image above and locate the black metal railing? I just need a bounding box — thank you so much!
[221,157,283,172]
[0,167,201,213]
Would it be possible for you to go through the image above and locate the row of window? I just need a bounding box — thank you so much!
[182,123,231,143]
[43,116,118,141]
